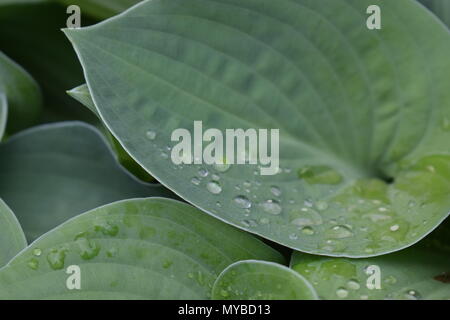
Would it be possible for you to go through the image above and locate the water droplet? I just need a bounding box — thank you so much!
[47,248,67,270]
[206,181,222,194]
[327,225,353,239]
[347,279,360,290]
[75,235,100,260]
[94,221,119,237]
[259,217,269,224]
[384,275,397,285]
[260,199,282,215]
[403,289,421,300]
[145,130,157,140]
[270,186,281,197]
[162,260,173,269]
[336,287,349,298]
[32,248,42,257]
[389,224,399,232]
[191,177,201,185]
[289,233,298,240]
[316,201,329,211]
[220,289,230,298]
[243,181,251,188]
[211,174,220,181]
[301,226,315,235]
[106,247,118,258]
[198,168,209,177]
[216,201,222,207]
[27,258,39,270]
[304,198,314,207]
[291,208,323,226]
[234,196,252,209]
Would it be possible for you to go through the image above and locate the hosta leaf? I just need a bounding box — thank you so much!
[212,260,318,300]
[0,198,284,299]
[0,1,96,123]
[55,0,141,19]
[291,218,450,300]
[0,51,41,133]
[65,0,450,257]
[0,122,173,242]
[68,84,154,182]
[0,199,26,267]
[420,0,450,27]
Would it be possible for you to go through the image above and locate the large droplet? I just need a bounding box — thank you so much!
[234,195,252,209]
[336,287,349,298]
[260,200,282,215]
[207,181,222,194]
[403,289,421,300]
[47,248,67,270]
[291,208,323,226]
[327,225,353,239]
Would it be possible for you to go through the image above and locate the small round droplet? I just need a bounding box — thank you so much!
[316,201,328,211]
[198,168,209,177]
[336,287,349,298]
[207,181,222,194]
[145,130,157,140]
[32,248,42,257]
[270,186,282,197]
[404,289,421,300]
[260,200,282,215]
[347,279,360,290]
[234,195,252,209]
[289,233,298,240]
[304,198,314,207]
[390,224,399,232]
[191,177,201,185]
[301,226,315,235]
[328,225,353,239]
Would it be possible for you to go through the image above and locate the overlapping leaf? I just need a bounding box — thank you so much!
[0,51,41,133]
[0,122,173,242]
[0,199,27,267]
[65,0,450,257]
[0,198,284,299]
[291,218,450,299]
[212,260,318,300]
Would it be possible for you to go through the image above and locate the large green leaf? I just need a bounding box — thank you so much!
[420,0,450,27]
[0,51,42,133]
[0,122,173,242]
[212,260,318,300]
[291,218,450,300]
[0,198,284,299]
[0,1,96,123]
[0,199,27,267]
[55,0,141,19]
[65,0,450,257]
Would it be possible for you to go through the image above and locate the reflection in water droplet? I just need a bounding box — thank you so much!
[32,248,42,257]
[260,200,282,215]
[191,177,201,185]
[234,196,252,209]
[207,181,222,194]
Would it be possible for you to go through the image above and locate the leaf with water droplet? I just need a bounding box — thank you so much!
[212,260,318,300]
[0,198,26,267]
[64,0,450,257]
[291,219,450,300]
[0,198,283,299]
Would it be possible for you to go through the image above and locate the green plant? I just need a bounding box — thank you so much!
[0,0,448,300]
